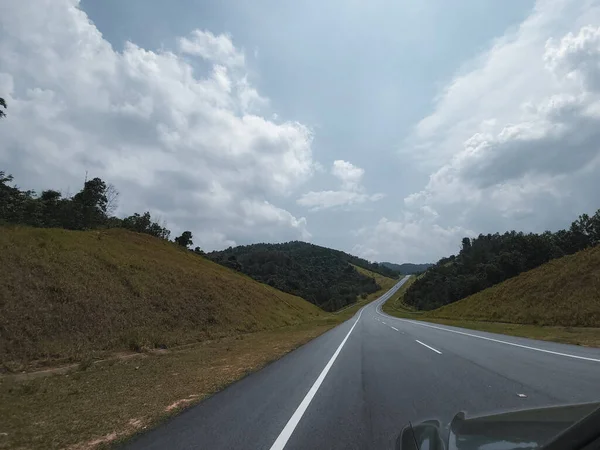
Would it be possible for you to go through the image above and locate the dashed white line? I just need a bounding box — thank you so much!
[268,310,363,450]
[391,326,399,331]
[405,320,600,363]
[415,340,442,354]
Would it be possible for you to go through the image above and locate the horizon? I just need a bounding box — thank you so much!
[2,0,600,264]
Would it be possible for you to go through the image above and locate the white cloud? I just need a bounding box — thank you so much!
[297,190,384,211]
[405,0,600,166]
[353,214,475,263]
[331,159,364,190]
[297,159,384,211]
[359,0,600,263]
[179,29,245,68]
[0,0,314,250]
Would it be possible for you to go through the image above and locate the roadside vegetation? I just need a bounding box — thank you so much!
[0,225,397,449]
[381,275,416,313]
[352,265,398,302]
[0,227,326,369]
[383,248,600,347]
[207,241,398,311]
[1,170,399,315]
[405,209,600,310]
[427,245,600,327]
[0,324,336,450]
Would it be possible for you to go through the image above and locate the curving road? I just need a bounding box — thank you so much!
[124,276,600,449]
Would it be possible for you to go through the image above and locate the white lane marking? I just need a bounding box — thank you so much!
[382,322,387,325]
[404,320,600,363]
[415,340,442,354]
[269,309,363,450]
[391,326,399,331]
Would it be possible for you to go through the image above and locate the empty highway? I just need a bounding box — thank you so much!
[124,276,600,449]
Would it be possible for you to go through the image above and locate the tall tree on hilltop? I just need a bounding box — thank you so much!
[72,177,108,229]
[175,231,193,248]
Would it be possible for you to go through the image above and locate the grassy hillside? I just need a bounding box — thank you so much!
[207,241,397,311]
[350,265,398,305]
[0,227,325,366]
[427,245,600,327]
[381,275,417,315]
[404,211,600,311]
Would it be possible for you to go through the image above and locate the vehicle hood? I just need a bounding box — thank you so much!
[399,402,600,450]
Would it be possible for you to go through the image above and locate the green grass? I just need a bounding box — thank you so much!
[0,323,337,450]
[352,265,397,303]
[381,249,600,348]
[0,226,326,369]
[0,226,394,449]
[427,246,600,327]
[408,318,600,348]
[381,275,420,317]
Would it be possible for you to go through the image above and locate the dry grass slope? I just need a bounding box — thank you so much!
[0,227,325,367]
[352,265,397,302]
[381,275,417,315]
[427,245,600,327]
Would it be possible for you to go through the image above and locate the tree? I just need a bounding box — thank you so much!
[72,177,108,229]
[461,237,471,252]
[105,184,119,216]
[121,211,171,239]
[0,171,15,220]
[0,98,6,118]
[175,231,193,248]
[205,241,383,311]
[40,190,63,228]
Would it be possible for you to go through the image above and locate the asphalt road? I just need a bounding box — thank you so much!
[124,276,600,449]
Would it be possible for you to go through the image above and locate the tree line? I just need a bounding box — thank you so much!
[207,241,397,311]
[0,171,395,312]
[405,210,600,310]
[0,171,202,252]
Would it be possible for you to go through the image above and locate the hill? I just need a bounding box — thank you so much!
[0,227,326,365]
[427,245,600,327]
[207,241,398,311]
[404,209,600,310]
[352,265,398,303]
[380,262,432,274]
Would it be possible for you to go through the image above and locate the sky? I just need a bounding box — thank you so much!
[2,0,600,263]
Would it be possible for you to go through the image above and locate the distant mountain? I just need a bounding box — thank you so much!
[381,262,433,274]
[207,241,398,311]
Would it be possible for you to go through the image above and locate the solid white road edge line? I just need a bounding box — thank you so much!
[404,320,600,363]
[268,309,364,450]
[415,340,442,354]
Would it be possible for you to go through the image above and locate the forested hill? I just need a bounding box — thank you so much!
[380,262,433,274]
[405,209,600,310]
[207,242,398,311]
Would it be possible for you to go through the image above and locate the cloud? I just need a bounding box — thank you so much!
[352,213,475,263]
[331,159,364,190]
[178,30,245,68]
[359,0,600,263]
[297,159,384,211]
[0,0,314,250]
[297,190,384,211]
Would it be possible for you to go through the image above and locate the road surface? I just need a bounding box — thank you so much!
[124,276,600,449]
